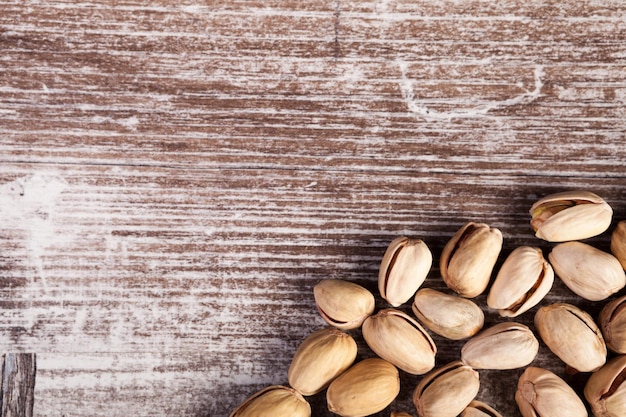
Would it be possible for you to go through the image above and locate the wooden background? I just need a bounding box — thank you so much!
[1,1,626,416]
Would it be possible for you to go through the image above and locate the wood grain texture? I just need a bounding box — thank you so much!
[1,354,36,417]
[1,1,626,416]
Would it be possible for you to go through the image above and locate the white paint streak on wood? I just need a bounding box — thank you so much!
[0,174,68,293]
[398,59,545,120]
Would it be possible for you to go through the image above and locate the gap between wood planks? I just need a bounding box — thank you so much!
[0,354,36,417]
[2,160,625,181]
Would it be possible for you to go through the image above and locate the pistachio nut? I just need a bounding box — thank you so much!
[230,385,311,417]
[288,327,357,396]
[379,237,433,307]
[516,367,588,417]
[611,220,626,270]
[549,241,626,301]
[599,295,626,354]
[584,354,626,417]
[327,358,400,417]
[460,401,503,417]
[313,279,375,330]
[362,308,436,375]
[534,303,607,372]
[487,246,554,317]
[440,222,503,298]
[529,190,613,242]
[413,361,480,417]
[412,288,484,340]
[461,322,539,370]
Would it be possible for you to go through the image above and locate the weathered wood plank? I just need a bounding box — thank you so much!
[1,164,625,416]
[1,2,625,172]
[1,354,36,417]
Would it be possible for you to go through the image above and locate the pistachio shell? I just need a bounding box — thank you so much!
[313,279,375,330]
[487,246,554,317]
[390,413,414,417]
[413,361,480,417]
[230,385,311,417]
[584,355,626,417]
[460,401,503,417]
[379,237,433,307]
[549,242,626,301]
[440,222,502,298]
[611,220,626,270]
[461,322,539,370]
[412,288,484,340]
[530,190,613,242]
[516,367,587,417]
[600,295,626,354]
[327,358,400,417]
[362,309,436,375]
[288,328,357,396]
[534,303,607,372]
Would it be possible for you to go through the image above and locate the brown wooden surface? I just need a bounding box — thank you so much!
[1,1,626,416]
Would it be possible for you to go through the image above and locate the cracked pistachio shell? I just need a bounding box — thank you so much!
[412,288,484,340]
[530,190,613,242]
[600,295,626,354]
[314,279,375,330]
[379,237,433,307]
[288,328,357,396]
[391,413,414,417]
[611,221,626,270]
[362,309,436,375]
[549,242,626,301]
[230,385,311,417]
[461,322,539,370]
[460,401,503,417]
[535,303,607,372]
[327,358,400,417]
[440,222,502,298]
[584,355,626,417]
[487,246,554,317]
[413,361,480,417]
[516,367,587,417]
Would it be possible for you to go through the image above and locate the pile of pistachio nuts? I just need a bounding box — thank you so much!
[229,190,626,417]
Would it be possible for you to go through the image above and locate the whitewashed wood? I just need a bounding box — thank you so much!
[1,1,626,416]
